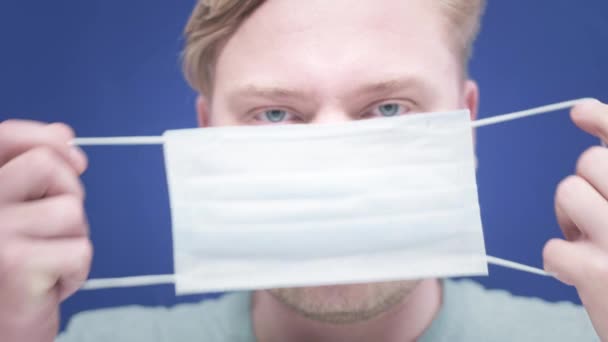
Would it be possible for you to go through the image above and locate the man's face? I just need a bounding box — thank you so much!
[201,0,477,323]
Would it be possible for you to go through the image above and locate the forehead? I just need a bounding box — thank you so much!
[214,0,457,95]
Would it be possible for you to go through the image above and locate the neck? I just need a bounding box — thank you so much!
[252,279,442,342]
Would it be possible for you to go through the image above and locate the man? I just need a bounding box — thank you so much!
[0,0,606,341]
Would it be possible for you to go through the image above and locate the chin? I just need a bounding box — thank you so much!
[269,280,420,324]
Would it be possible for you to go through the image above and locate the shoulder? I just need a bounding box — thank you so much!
[432,279,598,341]
[447,279,586,321]
[57,292,254,342]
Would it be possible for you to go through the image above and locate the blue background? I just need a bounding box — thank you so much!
[0,0,606,332]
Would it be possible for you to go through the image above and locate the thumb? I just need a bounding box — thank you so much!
[28,239,93,302]
[542,238,605,289]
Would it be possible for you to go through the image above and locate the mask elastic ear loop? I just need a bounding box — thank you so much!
[471,98,596,128]
[70,98,598,146]
[82,274,175,290]
[78,255,552,292]
[472,98,596,280]
[485,256,552,277]
[71,136,164,146]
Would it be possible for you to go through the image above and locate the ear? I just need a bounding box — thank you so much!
[196,95,211,127]
[463,80,480,168]
[463,80,479,121]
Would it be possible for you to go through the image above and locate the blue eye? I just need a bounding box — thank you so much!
[264,109,288,122]
[378,103,400,117]
[368,102,411,118]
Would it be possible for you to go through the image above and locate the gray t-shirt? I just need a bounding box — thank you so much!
[56,279,598,341]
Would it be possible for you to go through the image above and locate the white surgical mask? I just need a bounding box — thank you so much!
[164,109,485,294]
[76,99,593,294]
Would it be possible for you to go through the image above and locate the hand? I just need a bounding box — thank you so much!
[543,99,608,339]
[0,120,92,342]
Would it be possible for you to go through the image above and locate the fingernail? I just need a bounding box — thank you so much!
[580,98,602,111]
[69,146,88,174]
[545,269,575,287]
[583,97,600,104]
[543,265,561,281]
[47,122,73,140]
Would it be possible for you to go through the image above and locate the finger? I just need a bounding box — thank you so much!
[543,238,608,338]
[555,175,608,248]
[571,99,608,144]
[0,147,84,203]
[0,120,87,174]
[555,196,583,241]
[0,195,88,239]
[1,238,92,304]
[543,239,581,286]
[576,146,608,199]
[542,239,607,287]
[54,240,93,301]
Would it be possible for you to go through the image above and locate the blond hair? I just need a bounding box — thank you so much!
[183,0,486,94]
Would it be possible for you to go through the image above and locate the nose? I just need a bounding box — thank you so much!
[310,107,355,125]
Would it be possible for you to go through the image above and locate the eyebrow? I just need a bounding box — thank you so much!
[227,76,432,104]
[228,85,311,104]
[347,76,430,99]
